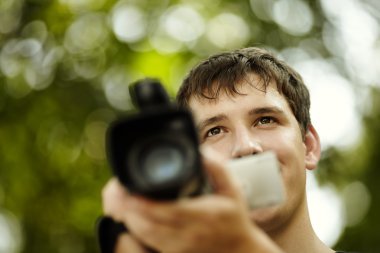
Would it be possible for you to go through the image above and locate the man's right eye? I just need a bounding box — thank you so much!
[206,127,223,137]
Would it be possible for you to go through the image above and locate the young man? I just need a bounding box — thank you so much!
[102,47,340,253]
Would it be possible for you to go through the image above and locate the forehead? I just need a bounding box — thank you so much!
[200,72,268,101]
[188,74,289,115]
[189,77,296,129]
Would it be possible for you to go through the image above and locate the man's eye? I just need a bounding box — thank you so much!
[206,127,223,137]
[256,116,276,125]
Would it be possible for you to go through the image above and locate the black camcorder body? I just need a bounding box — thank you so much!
[106,78,206,200]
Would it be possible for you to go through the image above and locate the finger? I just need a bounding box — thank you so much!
[201,147,241,199]
[115,234,149,253]
[124,194,234,229]
[123,196,251,253]
[124,195,187,227]
[124,209,179,252]
[102,178,130,220]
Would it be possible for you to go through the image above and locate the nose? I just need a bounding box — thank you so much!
[231,129,263,158]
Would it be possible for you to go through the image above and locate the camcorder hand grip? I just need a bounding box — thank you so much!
[97,216,158,253]
[97,216,127,253]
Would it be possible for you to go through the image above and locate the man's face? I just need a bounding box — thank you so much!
[188,74,319,232]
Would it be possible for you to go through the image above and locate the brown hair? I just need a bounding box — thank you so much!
[176,47,311,136]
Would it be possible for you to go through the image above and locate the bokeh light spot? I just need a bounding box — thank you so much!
[162,5,205,42]
[206,13,250,50]
[64,13,109,54]
[21,20,48,43]
[149,27,184,54]
[102,66,133,110]
[321,0,380,87]
[272,0,313,36]
[249,0,277,22]
[59,0,106,13]
[111,4,147,43]
[0,0,23,34]
[293,59,361,149]
[307,171,344,247]
[342,181,371,227]
[0,210,23,253]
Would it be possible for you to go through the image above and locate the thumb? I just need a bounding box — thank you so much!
[201,147,241,199]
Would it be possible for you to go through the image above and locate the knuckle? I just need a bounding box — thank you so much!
[101,178,117,199]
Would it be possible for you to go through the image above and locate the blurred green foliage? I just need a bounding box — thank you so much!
[0,0,379,252]
[318,88,380,252]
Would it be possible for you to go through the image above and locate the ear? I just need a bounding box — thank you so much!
[304,124,321,170]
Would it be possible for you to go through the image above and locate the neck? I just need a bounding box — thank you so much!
[268,195,334,253]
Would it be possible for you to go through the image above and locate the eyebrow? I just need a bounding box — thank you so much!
[196,106,286,131]
[248,106,285,116]
[197,114,227,131]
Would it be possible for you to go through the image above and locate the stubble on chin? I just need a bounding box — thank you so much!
[249,204,285,233]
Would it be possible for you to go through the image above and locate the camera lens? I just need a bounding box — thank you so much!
[141,144,184,184]
[126,134,197,196]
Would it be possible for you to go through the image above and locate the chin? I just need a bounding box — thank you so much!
[249,204,283,232]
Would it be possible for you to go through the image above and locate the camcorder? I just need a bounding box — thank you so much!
[107,78,206,200]
[97,78,284,253]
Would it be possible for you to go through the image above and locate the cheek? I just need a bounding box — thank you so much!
[257,133,307,214]
[200,138,232,160]
[261,130,306,178]
[263,131,307,196]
